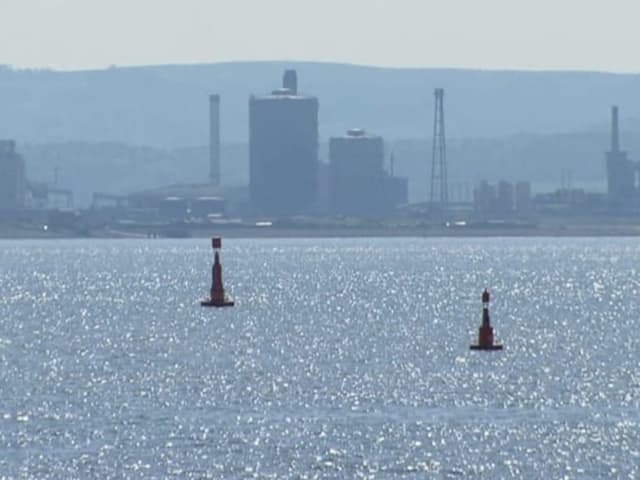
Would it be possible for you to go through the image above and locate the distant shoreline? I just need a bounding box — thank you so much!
[3,223,640,240]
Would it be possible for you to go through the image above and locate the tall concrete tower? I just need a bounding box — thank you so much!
[249,70,318,216]
[430,88,448,213]
[606,105,634,206]
[209,94,220,186]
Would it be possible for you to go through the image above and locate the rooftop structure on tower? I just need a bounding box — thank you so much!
[282,69,298,95]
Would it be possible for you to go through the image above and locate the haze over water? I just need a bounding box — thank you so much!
[1,237,639,477]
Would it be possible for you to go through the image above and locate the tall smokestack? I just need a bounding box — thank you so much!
[611,105,620,153]
[283,69,298,95]
[209,94,220,186]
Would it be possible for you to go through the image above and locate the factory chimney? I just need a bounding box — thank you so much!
[209,94,220,186]
[283,69,298,95]
[611,105,620,153]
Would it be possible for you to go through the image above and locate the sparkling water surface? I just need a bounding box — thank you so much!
[1,237,640,478]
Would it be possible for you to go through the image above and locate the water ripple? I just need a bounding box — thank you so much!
[0,237,639,477]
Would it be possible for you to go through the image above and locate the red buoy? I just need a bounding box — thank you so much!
[201,237,234,307]
[470,289,502,350]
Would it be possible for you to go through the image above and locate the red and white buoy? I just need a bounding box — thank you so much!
[470,289,502,350]
[201,237,234,307]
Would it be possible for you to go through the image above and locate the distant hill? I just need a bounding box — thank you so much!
[2,61,640,147]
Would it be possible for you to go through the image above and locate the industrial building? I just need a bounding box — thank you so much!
[473,181,496,215]
[384,174,409,212]
[249,70,319,216]
[0,140,26,212]
[474,180,531,217]
[514,181,532,213]
[330,129,385,216]
[127,184,226,220]
[497,180,514,214]
[328,129,407,216]
[129,93,227,218]
[606,106,636,207]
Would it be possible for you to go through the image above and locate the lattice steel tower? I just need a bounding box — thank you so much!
[430,88,448,211]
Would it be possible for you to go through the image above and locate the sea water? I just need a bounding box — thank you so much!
[1,237,639,478]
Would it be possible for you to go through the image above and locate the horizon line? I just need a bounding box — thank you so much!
[2,59,640,77]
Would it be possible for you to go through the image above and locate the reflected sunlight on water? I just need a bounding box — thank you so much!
[1,237,639,477]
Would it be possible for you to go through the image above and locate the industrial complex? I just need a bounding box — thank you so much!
[0,68,638,237]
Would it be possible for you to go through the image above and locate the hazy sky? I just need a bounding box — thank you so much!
[1,0,639,72]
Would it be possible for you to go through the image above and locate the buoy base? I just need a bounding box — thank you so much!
[200,298,235,307]
[469,344,503,351]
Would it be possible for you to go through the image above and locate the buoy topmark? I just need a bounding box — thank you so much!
[201,237,234,307]
[470,289,502,351]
